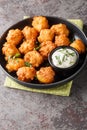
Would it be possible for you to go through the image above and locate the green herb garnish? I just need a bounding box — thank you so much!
[16,58,20,63]
[66,49,75,57]
[13,53,21,59]
[55,56,62,65]
[69,61,74,64]
[62,55,66,62]
[34,46,41,51]
[69,52,75,56]
[25,62,32,67]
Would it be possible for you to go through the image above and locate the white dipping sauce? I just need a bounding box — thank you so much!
[52,48,77,68]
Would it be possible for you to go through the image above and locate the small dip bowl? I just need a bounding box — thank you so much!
[48,46,79,72]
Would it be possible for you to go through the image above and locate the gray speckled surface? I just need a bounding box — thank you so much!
[0,0,87,130]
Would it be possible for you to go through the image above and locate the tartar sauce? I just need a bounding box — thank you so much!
[52,48,77,68]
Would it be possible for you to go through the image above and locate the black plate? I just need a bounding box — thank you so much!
[0,16,87,89]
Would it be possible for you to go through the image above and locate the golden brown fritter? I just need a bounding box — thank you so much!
[51,23,69,36]
[16,66,36,82]
[36,66,55,84]
[38,29,54,43]
[55,35,70,46]
[24,50,43,67]
[2,42,20,61]
[6,58,24,72]
[39,41,56,59]
[19,39,35,54]
[6,29,23,46]
[22,26,38,41]
[32,16,49,32]
[70,39,85,53]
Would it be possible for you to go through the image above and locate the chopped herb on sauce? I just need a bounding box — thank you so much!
[52,48,77,68]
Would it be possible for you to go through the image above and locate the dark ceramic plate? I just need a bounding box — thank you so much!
[0,16,87,89]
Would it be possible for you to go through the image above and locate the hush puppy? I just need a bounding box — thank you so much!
[70,39,85,53]
[6,29,23,46]
[32,16,49,32]
[38,29,54,43]
[6,58,24,72]
[24,50,43,67]
[19,39,35,54]
[36,66,55,84]
[39,41,56,59]
[55,35,70,46]
[51,23,69,36]
[2,42,20,61]
[16,66,36,82]
[22,26,38,41]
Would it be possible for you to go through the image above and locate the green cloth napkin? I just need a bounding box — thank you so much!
[4,18,83,96]
[4,77,73,96]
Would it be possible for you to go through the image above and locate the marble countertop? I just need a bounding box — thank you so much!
[0,0,87,130]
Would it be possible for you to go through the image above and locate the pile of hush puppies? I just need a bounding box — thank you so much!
[2,16,86,84]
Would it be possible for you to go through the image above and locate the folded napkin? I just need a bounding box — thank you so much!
[4,18,83,96]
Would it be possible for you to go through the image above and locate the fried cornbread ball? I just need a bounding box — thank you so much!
[16,66,36,82]
[6,29,23,46]
[39,41,56,59]
[2,42,20,61]
[36,66,55,84]
[51,23,69,36]
[22,26,38,41]
[24,50,43,67]
[70,39,85,53]
[55,35,70,46]
[19,39,35,54]
[32,16,49,32]
[6,58,24,72]
[38,29,54,43]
